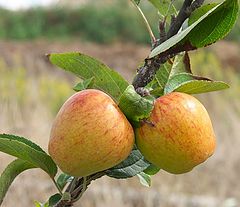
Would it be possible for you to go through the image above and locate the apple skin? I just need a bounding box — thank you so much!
[48,89,134,177]
[136,92,216,174]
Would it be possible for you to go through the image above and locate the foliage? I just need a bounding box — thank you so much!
[0,2,157,44]
[0,0,239,206]
[191,50,240,115]
[0,1,239,43]
[0,134,58,205]
[106,146,150,179]
[0,134,57,177]
[150,0,239,57]
[118,85,154,122]
[49,52,129,103]
[0,159,36,205]
[148,53,229,97]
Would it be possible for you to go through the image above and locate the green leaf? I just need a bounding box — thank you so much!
[150,0,239,58]
[144,164,160,175]
[106,146,151,179]
[48,193,62,207]
[134,0,140,5]
[0,159,36,205]
[49,53,129,103]
[164,73,229,94]
[73,77,95,92]
[188,0,239,48]
[118,85,154,122]
[170,53,191,76]
[34,201,48,207]
[57,174,73,190]
[137,172,151,187]
[148,53,189,97]
[147,62,171,97]
[155,62,171,88]
[34,202,42,207]
[148,0,176,17]
[0,134,57,178]
[188,3,218,25]
[0,134,45,153]
[149,52,228,96]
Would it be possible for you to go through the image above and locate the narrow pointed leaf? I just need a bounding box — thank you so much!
[73,77,95,92]
[49,53,129,103]
[144,164,160,175]
[0,159,36,205]
[148,62,172,97]
[164,73,229,94]
[57,174,73,190]
[34,202,42,207]
[106,146,151,179]
[134,0,141,5]
[48,193,62,207]
[148,0,176,17]
[188,3,218,25]
[34,202,49,207]
[188,0,239,48]
[0,134,57,177]
[150,0,239,58]
[137,172,151,187]
[170,53,191,76]
[149,53,190,97]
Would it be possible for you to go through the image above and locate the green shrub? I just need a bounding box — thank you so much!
[0,2,159,44]
[0,1,239,43]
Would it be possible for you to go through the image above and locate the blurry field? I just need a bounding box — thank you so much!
[0,40,240,207]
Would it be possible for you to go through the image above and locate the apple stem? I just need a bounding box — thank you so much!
[52,178,63,196]
[53,172,105,207]
[68,177,78,193]
[142,119,155,127]
[72,177,87,202]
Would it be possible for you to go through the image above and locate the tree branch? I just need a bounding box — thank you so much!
[132,42,196,89]
[167,0,193,38]
[132,0,205,91]
[188,0,205,13]
[53,1,206,206]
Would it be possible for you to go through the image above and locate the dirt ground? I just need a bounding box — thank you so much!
[0,40,240,207]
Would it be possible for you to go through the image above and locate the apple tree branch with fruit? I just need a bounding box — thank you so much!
[0,0,239,206]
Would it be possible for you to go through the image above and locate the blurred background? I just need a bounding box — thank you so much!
[0,0,239,207]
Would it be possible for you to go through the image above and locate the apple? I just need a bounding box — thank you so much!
[48,89,134,177]
[136,92,216,174]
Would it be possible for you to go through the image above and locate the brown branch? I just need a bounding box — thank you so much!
[132,42,196,89]
[132,0,205,91]
[167,0,193,38]
[53,1,206,206]
[188,0,205,13]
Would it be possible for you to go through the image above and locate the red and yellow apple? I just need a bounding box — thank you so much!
[136,92,216,174]
[48,89,134,177]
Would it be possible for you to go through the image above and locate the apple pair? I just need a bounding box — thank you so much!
[48,89,216,177]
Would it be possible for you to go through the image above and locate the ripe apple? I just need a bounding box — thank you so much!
[48,89,134,177]
[136,92,216,174]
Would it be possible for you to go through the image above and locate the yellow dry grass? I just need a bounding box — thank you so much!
[0,40,239,207]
